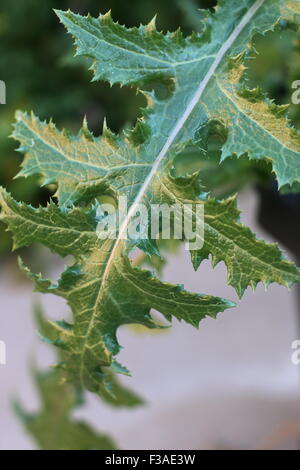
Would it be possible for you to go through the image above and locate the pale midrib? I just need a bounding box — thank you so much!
[103,0,266,282]
[79,0,266,381]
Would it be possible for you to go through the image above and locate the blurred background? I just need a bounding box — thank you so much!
[1,0,300,450]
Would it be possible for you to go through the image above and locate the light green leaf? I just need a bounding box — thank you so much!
[50,0,300,188]
[34,303,144,408]
[1,1,300,397]
[0,188,234,395]
[159,171,300,297]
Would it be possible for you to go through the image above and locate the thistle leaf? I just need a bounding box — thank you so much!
[1,1,300,396]
[51,0,300,188]
[158,171,300,297]
[34,303,144,408]
[0,188,234,395]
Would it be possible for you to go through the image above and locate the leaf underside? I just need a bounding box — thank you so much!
[1,0,300,397]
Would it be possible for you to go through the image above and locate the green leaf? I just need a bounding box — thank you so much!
[50,0,300,188]
[16,302,120,450]
[0,188,234,395]
[9,111,300,298]
[13,1,300,204]
[1,1,300,397]
[14,369,117,450]
[158,171,300,297]
[34,303,144,408]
